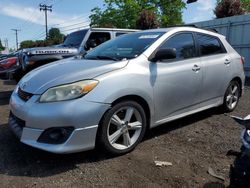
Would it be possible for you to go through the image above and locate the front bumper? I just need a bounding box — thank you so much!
[9,89,110,154]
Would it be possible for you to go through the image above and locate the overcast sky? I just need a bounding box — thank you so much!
[0,0,216,50]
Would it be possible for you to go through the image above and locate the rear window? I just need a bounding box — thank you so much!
[197,34,225,56]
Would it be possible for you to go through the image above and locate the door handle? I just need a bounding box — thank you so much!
[224,59,231,65]
[192,64,201,72]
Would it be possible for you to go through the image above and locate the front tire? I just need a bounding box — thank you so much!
[97,101,147,155]
[222,80,240,112]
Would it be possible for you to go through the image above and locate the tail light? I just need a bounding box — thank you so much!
[241,56,245,65]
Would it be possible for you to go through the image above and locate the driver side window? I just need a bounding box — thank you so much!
[85,32,111,51]
[159,33,196,60]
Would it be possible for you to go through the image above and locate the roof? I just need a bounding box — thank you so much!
[90,27,139,32]
[138,27,225,38]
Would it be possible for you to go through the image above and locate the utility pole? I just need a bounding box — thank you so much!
[4,38,9,50]
[11,29,21,50]
[39,4,52,39]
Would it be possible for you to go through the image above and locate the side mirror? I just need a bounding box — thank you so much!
[150,48,176,62]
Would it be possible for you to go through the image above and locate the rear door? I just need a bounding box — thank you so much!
[152,32,203,121]
[195,33,232,104]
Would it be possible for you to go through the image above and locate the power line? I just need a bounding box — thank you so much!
[49,14,90,27]
[30,26,46,39]
[60,25,89,33]
[54,20,90,29]
[11,29,21,50]
[39,4,52,39]
[34,31,47,40]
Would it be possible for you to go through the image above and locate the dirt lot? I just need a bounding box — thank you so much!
[0,80,250,188]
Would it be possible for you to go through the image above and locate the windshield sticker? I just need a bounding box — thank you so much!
[139,35,159,39]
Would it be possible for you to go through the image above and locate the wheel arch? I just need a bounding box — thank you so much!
[95,94,152,153]
[231,77,243,96]
[110,95,151,130]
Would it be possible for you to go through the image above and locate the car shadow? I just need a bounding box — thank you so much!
[0,90,12,100]
[245,78,250,87]
[0,107,223,178]
[228,153,250,187]
[0,123,114,178]
[144,107,221,141]
[0,91,12,105]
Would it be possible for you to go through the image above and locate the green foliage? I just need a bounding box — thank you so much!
[20,40,35,49]
[242,0,250,11]
[90,0,186,29]
[0,39,5,51]
[48,28,64,44]
[20,28,65,49]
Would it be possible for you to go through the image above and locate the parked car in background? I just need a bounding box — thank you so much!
[0,54,8,61]
[9,26,245,155]
[0,52,21,80]
[17,28,138,79]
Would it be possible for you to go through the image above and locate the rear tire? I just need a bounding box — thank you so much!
[222,80,240,112]
[97,101,147,155]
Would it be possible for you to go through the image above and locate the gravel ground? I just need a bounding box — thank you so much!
[0,80,250,188]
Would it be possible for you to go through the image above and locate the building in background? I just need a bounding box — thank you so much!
[194,14,250,77]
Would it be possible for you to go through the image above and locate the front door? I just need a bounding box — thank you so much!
[151,32,202,122]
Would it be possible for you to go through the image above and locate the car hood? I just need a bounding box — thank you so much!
[23,46,78,55]
[19,58,128,94]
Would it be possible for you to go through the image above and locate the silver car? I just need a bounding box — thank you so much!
[9,27,245,155]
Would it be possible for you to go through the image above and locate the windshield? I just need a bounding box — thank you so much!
[63,29,88,48]
[84,31,165,61]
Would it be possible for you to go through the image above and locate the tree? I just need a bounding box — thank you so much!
[214,0,246,18]
[136,9,159,29]
[20,28,65,49]
[242,0,250,11]
[90,0,186,29]
[20,40,35,49]
[159,0,185,26]
[0,39,5,51]
[48,28,64,44]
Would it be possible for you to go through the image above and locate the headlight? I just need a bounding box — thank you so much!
[40,80,98,102]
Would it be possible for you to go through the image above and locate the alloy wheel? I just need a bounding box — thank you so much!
[226,82,240,110]
[107,106,143,150]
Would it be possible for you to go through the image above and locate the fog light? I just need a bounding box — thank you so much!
[38,127,74,144]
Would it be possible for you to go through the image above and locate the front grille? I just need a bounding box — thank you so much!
[18,87,33,102]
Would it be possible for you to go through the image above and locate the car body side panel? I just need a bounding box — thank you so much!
[222,38,245,87]
[83,56,156,126]
[151,57,202,121]
[199,53,232,103]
